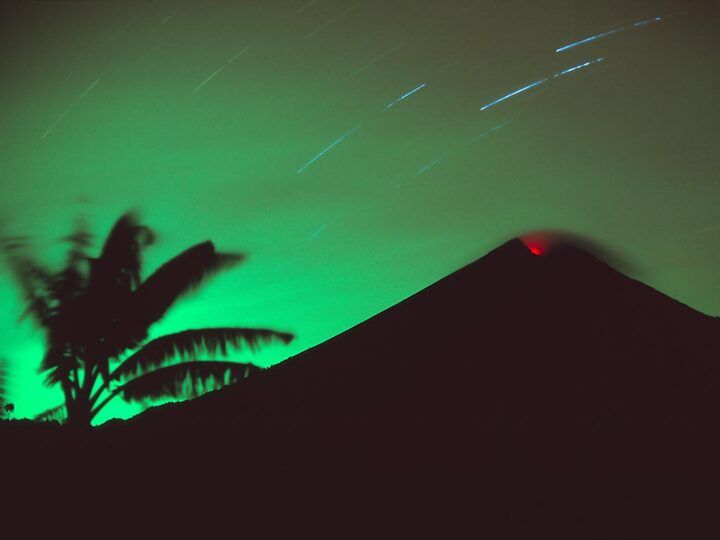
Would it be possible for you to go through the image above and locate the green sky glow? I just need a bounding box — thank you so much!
[1,0,718,423]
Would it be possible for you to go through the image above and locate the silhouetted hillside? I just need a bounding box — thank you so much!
[104,237,720,471]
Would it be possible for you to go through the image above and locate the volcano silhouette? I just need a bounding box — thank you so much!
[112,236,719,473]
[9,236,720,532]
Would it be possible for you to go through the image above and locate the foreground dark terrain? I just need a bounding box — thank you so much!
[4,237,719,533]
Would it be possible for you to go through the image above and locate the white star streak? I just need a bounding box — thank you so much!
[193,47,250,93]
[416,157,444,176]
[305,7,355,39]
[467,121,511,143]
[297,125,361,174]
[193,66,226,93]
[41,109,70,140]
[227,46,251,63]
[349,42,405,78]
[161,9,180,24]
[309,224,327,239]
[295,0,318,15]
[41,78,102,139]
[78,77,101,99]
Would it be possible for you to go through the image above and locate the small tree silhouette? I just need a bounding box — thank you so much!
[2,212,293,429]
[2,403,14,419]
[0,358,11,419]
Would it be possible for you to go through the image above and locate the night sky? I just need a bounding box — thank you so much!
[1,0,718,423]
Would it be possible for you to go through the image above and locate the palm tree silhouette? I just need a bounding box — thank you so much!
[2,212,293,429]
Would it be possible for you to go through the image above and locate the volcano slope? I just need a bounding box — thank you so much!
[98,237,720,475]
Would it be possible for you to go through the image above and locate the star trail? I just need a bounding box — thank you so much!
[297,125,361,174]
[555,16,663,53]
[386,83,428,109]
[480,79,548,111]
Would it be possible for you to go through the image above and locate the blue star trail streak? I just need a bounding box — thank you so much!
[193,47,250,93]
[295,0,317,15]
[305,7,355,39]
[414,121,511,178]
[480,79,547,111]
[416,156,445,176]
[554,57,605,78]
[308,224,327,240]
[161,9,180,24]
[297,125,361,174]
[555,16,662,53]
[467,121,511,143]
[386,83,427,109]
[78,77,101,99]
[41,77,102,139]
[349,42,405,78]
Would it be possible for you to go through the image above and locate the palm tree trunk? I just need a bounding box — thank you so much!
[65,364,99,430]
[64,376,92,430]
[66,398,92,430]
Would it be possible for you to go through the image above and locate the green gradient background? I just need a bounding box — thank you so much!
[1,0,718,423]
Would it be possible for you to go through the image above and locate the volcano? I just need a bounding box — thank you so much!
[9,236,720,531]
[110,236,720,472]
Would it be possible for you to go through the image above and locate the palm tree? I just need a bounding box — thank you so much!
[1,212,293,429]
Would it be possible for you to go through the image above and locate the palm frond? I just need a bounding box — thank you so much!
[62,216,93,266]
[34,403,66,422]
[90,211,155,291]
[48,217,93,306]
[132,241,245,326]
[113,328,293,381]
[47,270,86,312]
[1,236,53,325]
[90,243,244,362]
[39,345,77,387]
[119,361,261,403]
